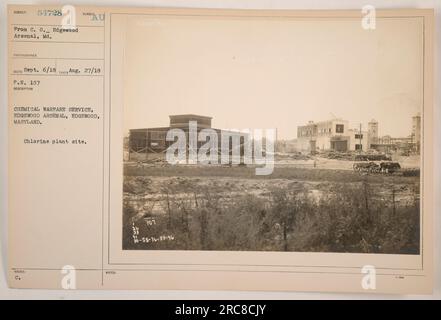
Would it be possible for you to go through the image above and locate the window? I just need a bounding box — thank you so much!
[150,131,166,140]
[336,124,344,133]
[355,144,363,150]
[355,134,363,139]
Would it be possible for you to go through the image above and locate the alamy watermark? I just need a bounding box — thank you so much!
[165,121,275,175]
[361,265,376,290]
[361,5,376,30]
[61,265,76,289]
[61,5,76,29]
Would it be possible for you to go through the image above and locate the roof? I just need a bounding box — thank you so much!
[169,114,212,120]
[129,126,170,132]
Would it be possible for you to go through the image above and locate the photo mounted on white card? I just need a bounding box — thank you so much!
[8,6,434,293]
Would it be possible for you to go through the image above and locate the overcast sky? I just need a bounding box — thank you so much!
[122,15,423,139]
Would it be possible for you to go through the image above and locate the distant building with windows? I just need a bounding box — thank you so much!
[297,119,349,151]
[296,118,369,152]
[295,114,421,154]
[348,128,369,151]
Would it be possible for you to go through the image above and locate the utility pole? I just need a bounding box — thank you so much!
[359,123,362,153]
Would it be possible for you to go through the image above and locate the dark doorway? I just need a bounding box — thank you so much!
[331,140,348,151]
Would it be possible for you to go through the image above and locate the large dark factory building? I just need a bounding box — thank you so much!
[128,114,247,157]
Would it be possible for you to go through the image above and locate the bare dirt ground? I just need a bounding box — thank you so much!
[124,157,420,220]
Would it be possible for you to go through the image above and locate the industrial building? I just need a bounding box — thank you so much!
[296,114,421,154]
[370,114,421,155]
[128,114,248,161]
[296,118,372,152]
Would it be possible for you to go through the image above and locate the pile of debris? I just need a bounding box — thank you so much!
[275,152,311,160]
[319,150,355,160]
[353,161,403,174]
[320,151,391,161]
[353,154,392,161]
[136,157,169,167]
[288,153,311,160]
[401,168,420,177]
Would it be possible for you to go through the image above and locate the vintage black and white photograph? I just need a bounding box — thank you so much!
[122,15,422,254]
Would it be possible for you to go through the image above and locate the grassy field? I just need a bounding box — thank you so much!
[123,163,420,254]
